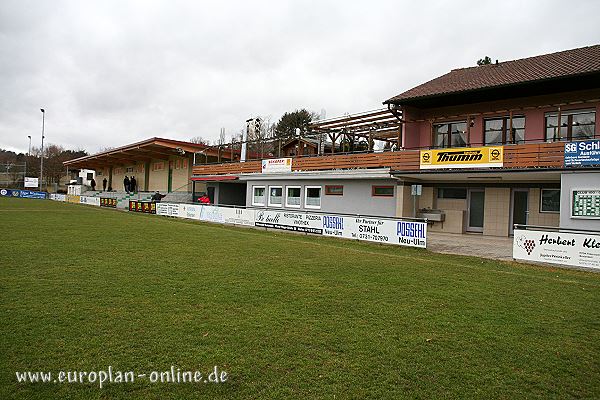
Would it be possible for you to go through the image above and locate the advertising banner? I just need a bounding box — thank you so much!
[261,158,292,173]
[513,229,600,269]
[220,207,255,226]
[19,190,46,199]
[571,190,600,218]
[564,139,600,166]
[179,203,202,219]
[80,196,100,206]
[24,177,39,188]
[420,146,503,169]
[129,200,156,214]
[322,215,427,248]
[199,205,225,223]
[66,194,80,203]
[254,209,323,234]
[0,188,16,197]
[100,197,117,208]
[50,193,66,201]
[156,203,170,216]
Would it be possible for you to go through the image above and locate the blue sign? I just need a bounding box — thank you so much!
[19,190,47,199]
[564,139,600,166]
[0,189,47,199]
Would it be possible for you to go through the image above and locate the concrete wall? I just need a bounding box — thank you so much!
[243,178,398,217]
[560,171,600,231]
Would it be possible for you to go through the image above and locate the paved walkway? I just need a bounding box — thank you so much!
[427,232,514,261]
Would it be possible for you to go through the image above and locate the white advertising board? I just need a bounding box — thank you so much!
[513,229,600,269]
[156,203,170,216]
[261,158,292,173]
[79,196,100,206]
[322,215,427,248]
[179,203,202,220]
[220,207,255,226]
[168,203,180,217]
[24,177,39,188]
[254,209,323,234]
[50,193,66,202]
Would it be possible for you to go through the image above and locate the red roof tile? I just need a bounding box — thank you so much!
[385,44,600,104]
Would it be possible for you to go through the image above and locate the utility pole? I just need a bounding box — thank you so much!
[40,108,45,190]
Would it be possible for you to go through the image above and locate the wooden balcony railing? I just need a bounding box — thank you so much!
[192,142,566,176]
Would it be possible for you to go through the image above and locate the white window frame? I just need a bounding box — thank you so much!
[252,185,266,206]
[268,186,283,207]
[285,186,302,208]
[304,185,322,209]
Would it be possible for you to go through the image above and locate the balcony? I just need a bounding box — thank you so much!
[192,142,567,176]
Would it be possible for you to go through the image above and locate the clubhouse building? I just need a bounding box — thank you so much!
[65,44,600,236]
[192,45,600,236]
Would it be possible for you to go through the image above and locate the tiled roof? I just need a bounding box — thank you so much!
[385,44,600,104]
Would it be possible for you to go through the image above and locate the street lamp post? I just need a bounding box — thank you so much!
[40,109,45,190]
[27,135,31,156]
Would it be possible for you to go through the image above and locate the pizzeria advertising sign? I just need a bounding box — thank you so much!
[513,228,600,269]
[420,146,503,169]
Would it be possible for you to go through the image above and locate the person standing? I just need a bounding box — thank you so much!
[90,178,96,191]
[130,176,137,193]
[102,177,107,192]
[124,175,130,194]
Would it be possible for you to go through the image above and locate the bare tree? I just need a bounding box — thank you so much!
[189,136,210,145]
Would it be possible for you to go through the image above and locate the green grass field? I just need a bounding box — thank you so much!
[1,197,599,399]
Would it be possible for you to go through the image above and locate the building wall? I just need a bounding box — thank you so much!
[402,91,600,148]
[482,187,511,236]
[527,188,560,227]
[243,178,398,217]
[560,171,600,231]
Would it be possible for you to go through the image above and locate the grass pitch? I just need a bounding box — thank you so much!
[1,197,599,399]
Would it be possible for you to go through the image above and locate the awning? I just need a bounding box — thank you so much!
[191,175,238,181]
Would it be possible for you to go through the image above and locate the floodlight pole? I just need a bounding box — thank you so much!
[40,109,45,190]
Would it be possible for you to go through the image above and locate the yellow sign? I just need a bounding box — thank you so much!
[420,146,503,169]
[66,195,81,203]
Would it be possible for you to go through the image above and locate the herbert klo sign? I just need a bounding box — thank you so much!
[261,158,292,173]
[420,146,503,169]
[513,228,600,269]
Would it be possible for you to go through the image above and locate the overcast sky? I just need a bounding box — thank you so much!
[1,0,598,154]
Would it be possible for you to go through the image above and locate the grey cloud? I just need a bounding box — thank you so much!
[1,0,599,153]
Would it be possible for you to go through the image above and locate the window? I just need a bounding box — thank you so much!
[372,185,394,197]
[268,186,283,207]
[437,188,467,199]
[540,189,560,213]
[545,109,595,142]
[252,186,265,206]
[325,185,344,195]
[126,167,134,173]
[433,121,467,148]
[484,116,525,145]
[86,172,93,180]
[305,186,322,209]
[285,186,301,208]
[97,170,103,176]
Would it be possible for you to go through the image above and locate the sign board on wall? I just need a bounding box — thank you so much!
[261,158,292,173]
[564,139,600,166]
[24,177,39,188]
[80,196,101,206]
[513,228,600,269]
[322,215,427,248]
[100,198,117,208]
[420,146,503,169]
[572,190,600,218]
[254,209,323,234]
